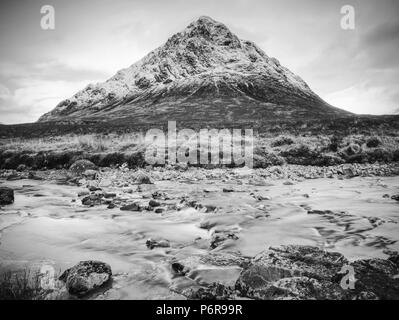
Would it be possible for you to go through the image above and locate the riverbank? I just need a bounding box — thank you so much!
[1,161,399,184]
[1,132,398,171]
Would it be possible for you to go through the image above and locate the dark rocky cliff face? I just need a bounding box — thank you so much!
[39,16,351,123]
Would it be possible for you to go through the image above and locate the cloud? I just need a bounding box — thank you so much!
[358,21,399,70]
[0,83,10,99]
[302,4,399,113]
[324,80,399,115]
[363,21,399,46]
[0,60,109,84]
[0,79,91,124]
[0,59,109,124]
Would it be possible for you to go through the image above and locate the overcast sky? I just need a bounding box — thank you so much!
[0,0,398,124]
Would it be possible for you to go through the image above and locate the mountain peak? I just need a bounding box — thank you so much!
[38,17,351,122]
[188,15,227,30]
[193,15,219,25]
[173,15,241,48]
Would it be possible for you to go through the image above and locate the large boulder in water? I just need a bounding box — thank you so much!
[81,194,103,206]
[69,160,98,175]
[0,186,14,205]
[235,245,348,299]
[59,261,112,297]
[234,245,399,300]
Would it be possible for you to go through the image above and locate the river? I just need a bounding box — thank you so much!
[1,175,398,299]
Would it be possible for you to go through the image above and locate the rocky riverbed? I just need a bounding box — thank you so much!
[1,163,399,299]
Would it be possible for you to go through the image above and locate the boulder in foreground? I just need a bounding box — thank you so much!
[185,245,399,300]
[235,245,347,299]
[235,245,399,300]
[59,261,112,297]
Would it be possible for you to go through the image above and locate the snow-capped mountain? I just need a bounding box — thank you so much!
[39,16,351,123]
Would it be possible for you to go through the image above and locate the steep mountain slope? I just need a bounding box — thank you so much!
[39,16,351,123]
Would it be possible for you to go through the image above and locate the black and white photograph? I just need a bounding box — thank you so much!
[0,0,399,307]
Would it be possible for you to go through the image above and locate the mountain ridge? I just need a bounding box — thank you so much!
[39,16,351,123]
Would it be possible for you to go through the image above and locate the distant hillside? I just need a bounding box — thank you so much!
[0,115,398,139]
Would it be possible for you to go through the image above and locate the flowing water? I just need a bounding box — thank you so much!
[1,175,399,299]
